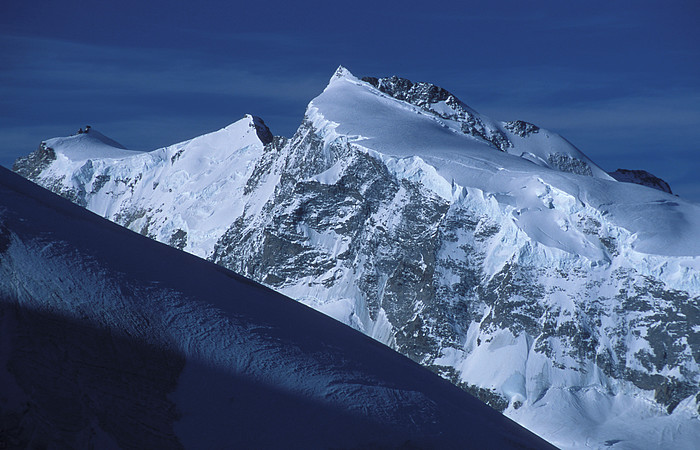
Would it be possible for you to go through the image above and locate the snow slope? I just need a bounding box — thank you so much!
[14,116,273,259]
[13,66,700,449]
[0,166,552,448]
[312,67,700,257]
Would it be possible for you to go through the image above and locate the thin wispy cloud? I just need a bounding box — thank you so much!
[0,35,326,102]
[481,89,700,132]
[1,2,698,201]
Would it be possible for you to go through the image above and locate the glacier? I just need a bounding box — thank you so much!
[13,66,700,449]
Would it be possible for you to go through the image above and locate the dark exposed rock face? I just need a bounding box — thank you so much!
[0,164,564,450]
[206,117,699,414]
[504,120,540,137]
[12,142,56,182]
[609,169,673,194]
[250,115,274,146]
[547,153,594,176]
[362,75,452,105]
[169,229,188,250]
[362,76,512,151]
[13,116,700,418]
[10,73,700,441]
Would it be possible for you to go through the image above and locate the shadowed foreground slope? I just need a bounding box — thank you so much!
[12,70,700,450]
[0,166,554,448]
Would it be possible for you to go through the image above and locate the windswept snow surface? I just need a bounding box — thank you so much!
[16,116,273,259]
[0,167,552,448]
[313,68,700,257]
[45,129,139,160]
[13,67,700,449]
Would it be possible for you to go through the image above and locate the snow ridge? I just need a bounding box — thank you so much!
[13,66,700,449]
[0,167,553,448]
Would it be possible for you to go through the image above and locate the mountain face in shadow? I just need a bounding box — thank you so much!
[0,167,553,448]
[11,68,700,448]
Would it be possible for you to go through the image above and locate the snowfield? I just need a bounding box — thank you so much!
[0,167,552,448]
[12,66,700,449]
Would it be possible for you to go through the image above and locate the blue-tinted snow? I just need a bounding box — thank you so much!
[0,167,553,448]
[311,69,700,257]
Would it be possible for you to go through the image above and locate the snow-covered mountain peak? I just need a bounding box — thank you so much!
[33,115,272,168]
[304,68,700,258]
[327,65,360,87]
[43,128,142,162]
[197,114,271,150]
[12,67,700,448]
[161,114,274,159]
[12,114,276,259]
[313,67,612,181]
[71,127,127,149]
[361,73,475,115]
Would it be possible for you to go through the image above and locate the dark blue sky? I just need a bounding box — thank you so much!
[2,1,699,200]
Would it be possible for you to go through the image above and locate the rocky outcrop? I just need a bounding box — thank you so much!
[362,75,512,151]
[12,69,700,448]
[609,168,673,194]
